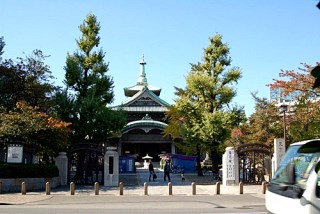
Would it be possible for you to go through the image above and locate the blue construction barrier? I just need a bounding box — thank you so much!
[169,154,197,173]
[119,156,135,173]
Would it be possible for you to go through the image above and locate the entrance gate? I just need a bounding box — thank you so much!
[67,143,105,185]
[237,143,272,184]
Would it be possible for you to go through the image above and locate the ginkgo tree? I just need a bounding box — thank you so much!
[55,13,126,145]
[165,34,246,176]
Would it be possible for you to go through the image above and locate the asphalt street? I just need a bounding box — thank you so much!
[0,167,267,213]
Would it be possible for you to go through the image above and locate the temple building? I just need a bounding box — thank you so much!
[116,56,176,162]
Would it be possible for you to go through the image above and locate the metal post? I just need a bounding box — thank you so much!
[283,110,286,145]
[280,102,288,145]
[239,182,243,194]
[46,182,50,195]
[119,182,124,195]
[21,181,26,195]
[191,182,196,195]
[144,182,148,195]
[168,182,172,195]
[94,182,99,195]
[70,182,75,195]
[215,182,220,195]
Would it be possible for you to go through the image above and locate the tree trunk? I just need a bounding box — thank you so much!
[196,144,203,176]
[211,147,219,176]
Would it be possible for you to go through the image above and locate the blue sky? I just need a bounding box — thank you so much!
[1,0,320,116]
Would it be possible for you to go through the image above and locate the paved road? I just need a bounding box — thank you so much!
[0,167,267,213]
[0,195,267,214]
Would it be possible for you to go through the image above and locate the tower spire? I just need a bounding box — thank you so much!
[137,55,147,85]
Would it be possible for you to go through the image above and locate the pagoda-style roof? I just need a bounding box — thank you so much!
[124,56,161,97]
[114,86,170,113]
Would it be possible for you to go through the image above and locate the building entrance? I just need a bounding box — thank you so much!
[122,143,171,162]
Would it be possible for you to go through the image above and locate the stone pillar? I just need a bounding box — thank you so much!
[55,152,68,185]
[272,138,286,176]
[104,147,119,187]
[222,147,239,186]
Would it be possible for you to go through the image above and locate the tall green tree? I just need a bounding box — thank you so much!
[165,34,245,175]
[55,13,126,144]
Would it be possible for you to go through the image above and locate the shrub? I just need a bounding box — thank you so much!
[0,163,59,178]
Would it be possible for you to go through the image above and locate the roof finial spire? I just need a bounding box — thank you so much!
[137,54,147,85]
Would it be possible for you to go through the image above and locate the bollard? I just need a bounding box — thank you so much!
[144,182,148,195]
[191,182,196,195]
[70,182,75,195]
[239,182,243,194]
[94,182,99,195]
[168,182,172,195]
[45,182,51,195]
[21,181,26,195]
[0,181,2,194]
[119,182,124,195]
[262,181,267,194]
[215,182,220,195]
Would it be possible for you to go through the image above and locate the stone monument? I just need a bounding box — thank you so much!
[272,138,286,176]
[222,147,239,186]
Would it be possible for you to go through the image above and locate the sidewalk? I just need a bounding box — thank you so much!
[0,167,265,205]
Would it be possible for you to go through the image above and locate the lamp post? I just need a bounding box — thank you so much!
[280,102,288,144]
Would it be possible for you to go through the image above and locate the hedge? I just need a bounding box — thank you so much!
[0,163,59,178]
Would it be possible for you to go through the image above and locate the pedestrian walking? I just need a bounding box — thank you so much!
[149,160,155,181]
[163,161,171,182]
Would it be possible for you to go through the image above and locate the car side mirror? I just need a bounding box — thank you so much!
[287,162,296,185]
[278,162,296,191]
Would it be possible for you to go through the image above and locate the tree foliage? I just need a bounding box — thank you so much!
[230,93,282,148]
[0,102,71,158]
[255,63,320,143]
[268,63,320,100]
[0,50,55,111]
[165,34,245,174]
[0,38,70,161]
[55,13,126,144]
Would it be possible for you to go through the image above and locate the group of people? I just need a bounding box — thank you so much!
[148,160,171,182]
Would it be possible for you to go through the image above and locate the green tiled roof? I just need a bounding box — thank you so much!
[122,114,167,133]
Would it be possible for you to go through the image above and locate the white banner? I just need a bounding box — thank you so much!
[7,144,23,163]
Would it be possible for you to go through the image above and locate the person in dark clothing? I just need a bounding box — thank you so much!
[163,161,171,182]
[149,160,155,181]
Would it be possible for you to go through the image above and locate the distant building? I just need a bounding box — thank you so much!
[115,56,177,161]
[269,87,298,114]
[269,87,300,104]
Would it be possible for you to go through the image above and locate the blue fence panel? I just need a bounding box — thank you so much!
[119,156,135,173]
